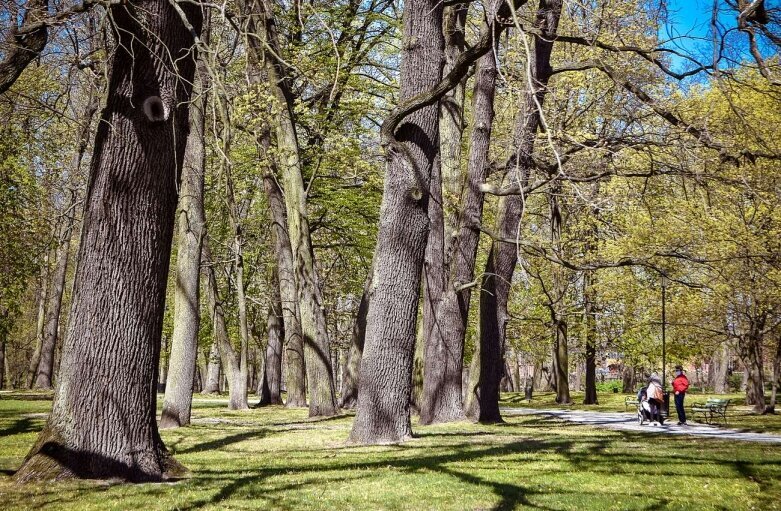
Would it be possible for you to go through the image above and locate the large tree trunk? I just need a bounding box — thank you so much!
[15,1,201,482]
[419,2,468,426]
[262,172,307,407]
[202,341,221,394]
[259,275,283,405]
[247,0,337,417]
[549,184,571,405]
[622,365,636,393]
[740,321,766,413]
[467,0,562,421]
[160,57,208,429]
[349,0,444,444]
[339,274,370,409]
[203,242,249,410]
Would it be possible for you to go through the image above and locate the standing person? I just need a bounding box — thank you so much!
[672,365,690,425]
[647,374,664,426]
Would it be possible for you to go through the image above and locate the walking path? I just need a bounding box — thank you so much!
[501,407,781,444]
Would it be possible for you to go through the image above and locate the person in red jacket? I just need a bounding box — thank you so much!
[672,366,690,425]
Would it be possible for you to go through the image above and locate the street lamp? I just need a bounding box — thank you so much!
[661,274,669,388]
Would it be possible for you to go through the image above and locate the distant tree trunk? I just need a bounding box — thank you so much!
[203,242,249,410]
[767,336,780,413]
[740,318,766,413]
[247,0,337,417]
[262,172,306,407]
[469,0,562,422]
[160,56,208,429]
[549,183,571,405]
[622,365,636,393]
[339,273,370,409]
[259,277,283,405]
[0,331,6,390]
[202,341,221,394]
[349,0,444,444]
[532,360,543,391]
[711,343,730,393]
[27,259,49,388]
[15,1,201,482]
[419,1,467,426]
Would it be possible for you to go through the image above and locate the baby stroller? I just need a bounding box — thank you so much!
[636,387,654,425]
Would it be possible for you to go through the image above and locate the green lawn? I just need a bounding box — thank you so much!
[500,391,781,434]
[0,394,779,510]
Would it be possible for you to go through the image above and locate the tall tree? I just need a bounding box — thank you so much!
[160,52,209,428]
[349,0,445,444]
[468,0,562,422]
[15,0,202,481]
[259,271,283,405]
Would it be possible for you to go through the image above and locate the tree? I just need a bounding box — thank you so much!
[349,0,445,444]
[15,1,202,481]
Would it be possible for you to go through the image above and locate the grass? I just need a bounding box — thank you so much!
[0,393,778,510]
[500,391,781,434]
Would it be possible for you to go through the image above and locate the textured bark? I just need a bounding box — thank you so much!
[160,57,208,429]
[15,1,201,482]
[622,365,636,393]
[259,278,283,405]
[0,335,5,390]
[349,0,444,444]
[203,242,249,410]
[583,277,598,404]
[469,0,562,421]
[549,185,571,405]
[202,341,221,394]
[339,274,370,409]
[262,173,307,407]
[456,24,500,422]
[247,0,336,416]
[0,0,49,95]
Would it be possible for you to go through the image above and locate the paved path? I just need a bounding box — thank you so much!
[501,407,781,444]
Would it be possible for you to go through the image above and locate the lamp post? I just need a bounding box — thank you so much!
[661,275,668,388]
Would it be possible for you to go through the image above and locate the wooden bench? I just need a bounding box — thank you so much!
[691,398,731,424]
[625,396,639,411]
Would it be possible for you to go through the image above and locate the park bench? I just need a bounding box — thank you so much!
[625,396,639,411]
[691,398,731,425]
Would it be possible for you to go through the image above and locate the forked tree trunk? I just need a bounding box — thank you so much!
[259,277,283,405]
[160,57,208,429]
[349,0,444,444]
[339,274,370,409]
[419,2,468,426]
[467,0,562,422]
[202,341,221,394]
[247,0,337,417]
[262,172,307,407]
[15,1,202,482]
[203,242,249,410]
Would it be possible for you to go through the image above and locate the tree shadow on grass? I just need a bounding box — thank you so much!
[0,418,35,437]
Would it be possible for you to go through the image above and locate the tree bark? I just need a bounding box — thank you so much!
[202,341,221,394]
[467,0,562,422]
[349,0,444,444]
[259,276,283,405]
[15,1,202,482]
[339,273,370,409]
[419,1,468,426]
[767,336,780,413]
[740,319,766,413]
[203,241,249,410]
[583,276,598,404]
[160,55,208,429]
[549,183,571,405]
[262,172,307,407]
[711,343,730,393]
[27,257,49,388]
[622,365,636,393]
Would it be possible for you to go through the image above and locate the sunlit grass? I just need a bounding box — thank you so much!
[0,393,779,510]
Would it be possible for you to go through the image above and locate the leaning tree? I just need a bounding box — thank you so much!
[15,1,202,481]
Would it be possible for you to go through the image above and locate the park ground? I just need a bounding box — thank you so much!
[0,392,779,510]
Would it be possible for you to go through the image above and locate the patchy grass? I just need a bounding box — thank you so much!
[500,391,781,434]
[0,394,779,510]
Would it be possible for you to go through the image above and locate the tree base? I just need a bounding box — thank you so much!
[14,428,187,483]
